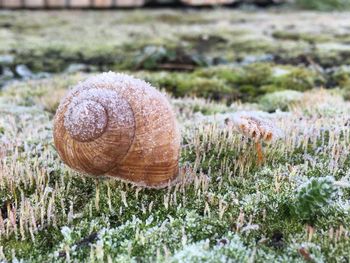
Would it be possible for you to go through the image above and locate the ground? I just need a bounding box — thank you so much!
[1,9,350,262]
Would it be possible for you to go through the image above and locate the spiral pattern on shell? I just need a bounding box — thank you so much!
[53,72,181,188]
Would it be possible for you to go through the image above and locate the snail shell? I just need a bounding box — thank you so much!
[53,72,181,188]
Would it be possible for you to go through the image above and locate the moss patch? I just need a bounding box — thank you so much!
[1,86,350,262]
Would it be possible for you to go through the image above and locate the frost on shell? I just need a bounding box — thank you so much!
[228,111,284,142]
[61,72,164,143]
[63,87,134,142]
[65,100,108,142]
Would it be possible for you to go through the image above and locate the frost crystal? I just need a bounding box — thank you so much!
[229,111,284,142]
[65,100,108,142]
[62,72,154,142]
[61,226,73,243]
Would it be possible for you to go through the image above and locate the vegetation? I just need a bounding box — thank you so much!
[292,176,339,221]
[296,0,350,11]
[1,9,350,262]
[2,73,350,262]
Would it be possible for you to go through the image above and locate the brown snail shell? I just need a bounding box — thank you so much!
[53,72,181,188]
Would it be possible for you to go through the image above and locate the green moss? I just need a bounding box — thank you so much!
[313,49,350,69]
[326,66,350,100]
[296,0,350,11]
[195,64,321,101]
[272,67,323,92]
[272,31,333,43]
[230,39,275,54]
[331,66,350,87]
[2,239,33,259]
[141,71,235,100]
[13,44,134,73]
[1,63,323,111]
[2,93,350,261]
[292,176,338,221]
[237,63,273,86]
[259,90,303,112]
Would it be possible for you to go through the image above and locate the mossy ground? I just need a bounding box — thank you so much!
[1,9,350,263]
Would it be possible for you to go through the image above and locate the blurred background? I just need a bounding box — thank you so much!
[1,0,350,107]
[0,0,348,9]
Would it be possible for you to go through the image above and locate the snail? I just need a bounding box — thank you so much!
[53,72,181,188]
